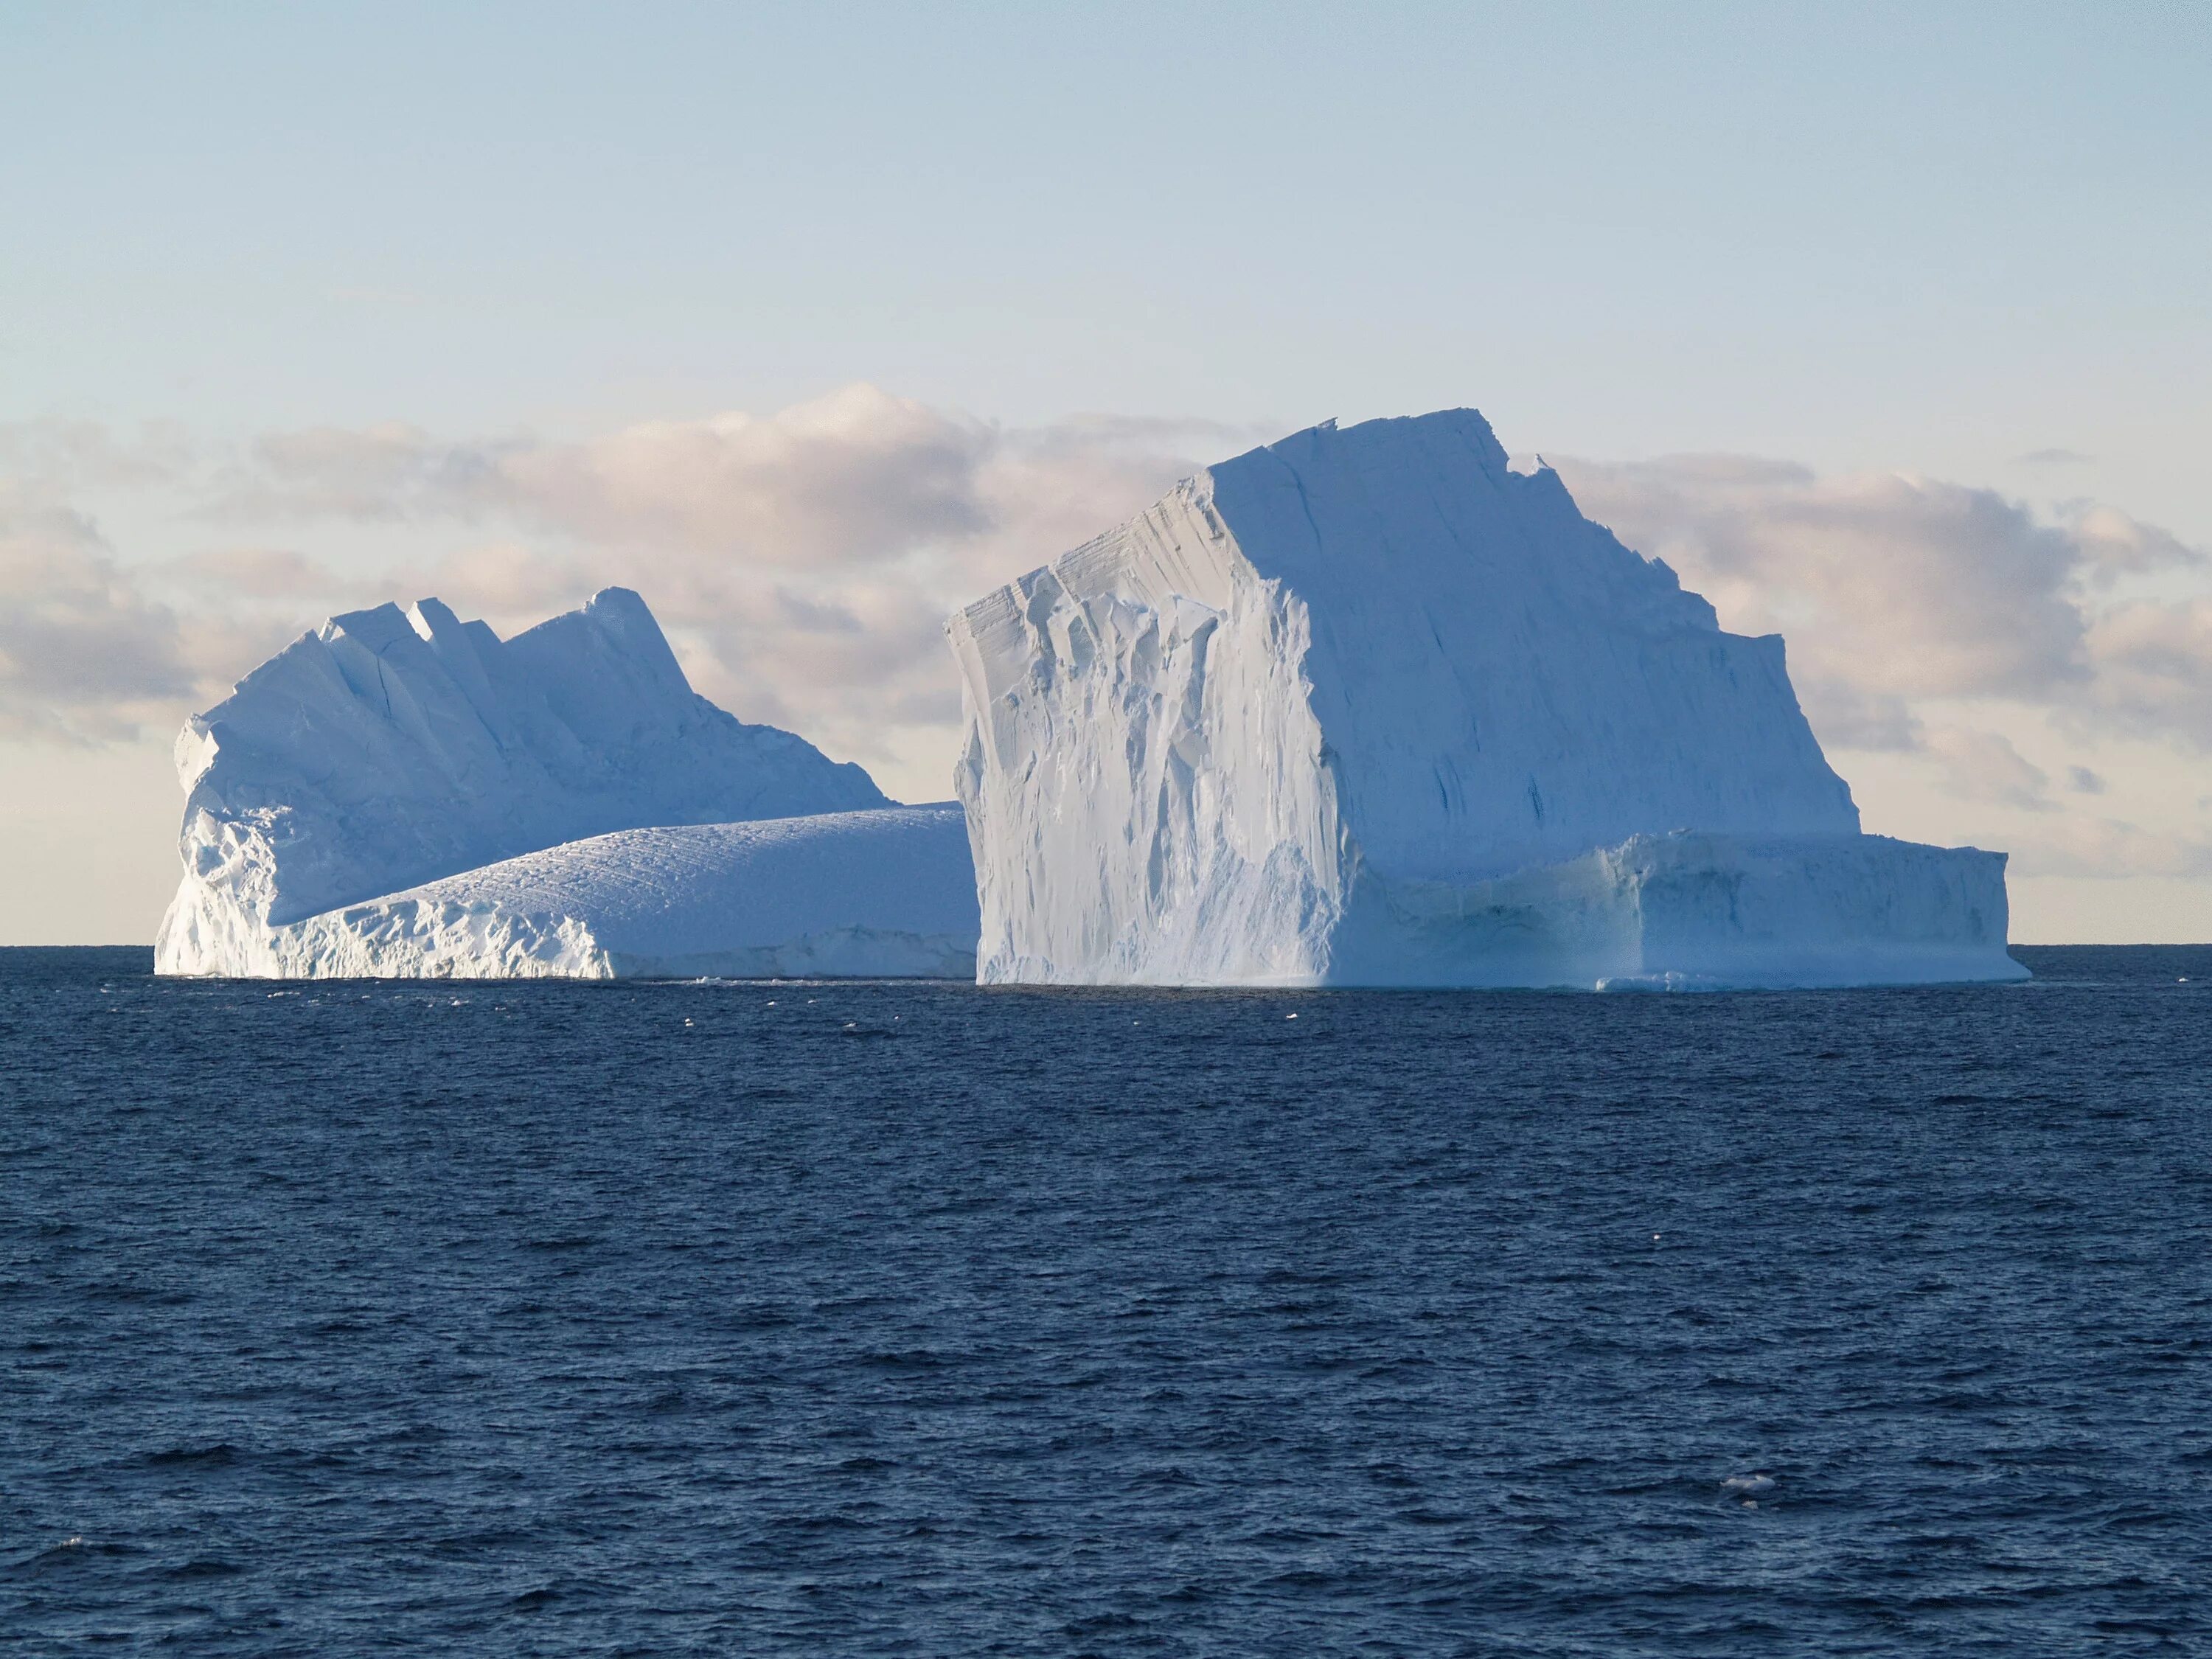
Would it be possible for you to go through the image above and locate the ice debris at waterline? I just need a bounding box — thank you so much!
[947,409,2025,988]
[156,589,976,979]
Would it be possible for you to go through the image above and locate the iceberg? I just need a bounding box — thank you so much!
[946,409,2025,988]
[154,588,971,979]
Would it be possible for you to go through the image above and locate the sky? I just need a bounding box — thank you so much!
[3,0,2208,944]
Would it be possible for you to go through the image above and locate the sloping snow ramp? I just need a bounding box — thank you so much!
[223,806,979,981]
[945,409,2025,989]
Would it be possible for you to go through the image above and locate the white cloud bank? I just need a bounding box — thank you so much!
[1551,456,2207,750]
[4,390,2209,915]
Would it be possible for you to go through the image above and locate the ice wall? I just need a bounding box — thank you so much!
[157,588,886,974]
[946,410,2023,988]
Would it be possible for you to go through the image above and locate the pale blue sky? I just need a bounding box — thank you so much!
[7,2,2208,515]
[3,2,2210,942]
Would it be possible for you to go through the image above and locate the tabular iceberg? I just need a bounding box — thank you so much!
[946,409,2025,988]
[155,588,970,979]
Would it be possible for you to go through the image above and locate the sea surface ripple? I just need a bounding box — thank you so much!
[3,945,2208,1655]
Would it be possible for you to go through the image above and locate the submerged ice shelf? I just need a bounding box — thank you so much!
[947,409,2024,989]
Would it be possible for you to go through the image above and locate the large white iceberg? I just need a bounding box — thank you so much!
[946,409,2025,988]
[156,588,973,978]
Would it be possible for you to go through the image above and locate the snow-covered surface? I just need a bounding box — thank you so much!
[947,409,2026,988]
[225,806,979,981]
[157,588,888,976]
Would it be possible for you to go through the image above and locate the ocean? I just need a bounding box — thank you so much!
[4,945,2207,1654]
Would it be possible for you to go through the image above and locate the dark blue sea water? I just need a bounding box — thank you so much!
[4,947,2208,1655]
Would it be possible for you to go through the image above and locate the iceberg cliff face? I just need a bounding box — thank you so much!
[946,410,2023,988]
[156,588,888,975]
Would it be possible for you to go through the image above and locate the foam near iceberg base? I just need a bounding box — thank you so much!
[184,806,980,981]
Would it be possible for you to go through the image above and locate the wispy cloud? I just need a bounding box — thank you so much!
[215,386,998,566]
[1559,458,2096,706]
[1925,726,2054,813]
[0,486,195,742]
[2004,815,2212,881]
[2081,597,2212,751]
[1550,453,2212,764]
[204,388,1268,581]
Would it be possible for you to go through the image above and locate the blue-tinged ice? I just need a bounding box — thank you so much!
[945,410,2024,988]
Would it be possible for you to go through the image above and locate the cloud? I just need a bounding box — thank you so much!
[0,420,198,494]
[1924,727,2053,813]
[210,386,1264,584]
[2005,815,2212,881]
[0,487,195,742]
[1548,454,2212,768]
[2067,765,2106,795]
[2017,448,2093,469]
[160,546,349,599]
[484,388,997,565]
[2062,503,2205,585]
[2082,598,2212,751]
[1781,681,1924,753]
[1557,457,2094,706]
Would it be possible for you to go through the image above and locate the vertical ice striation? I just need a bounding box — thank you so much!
[947,410,2022,987]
